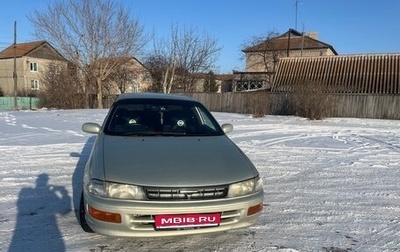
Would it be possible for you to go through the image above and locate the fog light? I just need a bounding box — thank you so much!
[88,205,122,223]
[247,203,263,216]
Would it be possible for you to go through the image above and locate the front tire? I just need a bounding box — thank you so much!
[79,192,94,233]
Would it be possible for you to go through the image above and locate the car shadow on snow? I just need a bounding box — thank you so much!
[8,173,72,252]
[71,135,96,223]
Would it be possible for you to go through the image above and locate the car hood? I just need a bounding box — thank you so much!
[99,135,258,187]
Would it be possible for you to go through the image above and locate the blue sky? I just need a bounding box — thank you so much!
[1,0,399,73]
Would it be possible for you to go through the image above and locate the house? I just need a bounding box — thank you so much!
[0,41,69,96]
[186,73,233,93]
[239,29,400,95]
[243,29,337,72]
[216,74,235,93]
[101,57,152,95]
[233,29,338,92]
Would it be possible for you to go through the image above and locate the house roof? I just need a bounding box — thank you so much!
[95,56,149,71]
[243,29,338,55]
[0,41,67,61]
[272,54,400,94]
[0,41,45,59]
[216,74,235,81]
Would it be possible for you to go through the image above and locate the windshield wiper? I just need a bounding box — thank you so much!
[186,132,217,136]
[120,131,189,136]
[120,131,160,136]
[159,132,187,136]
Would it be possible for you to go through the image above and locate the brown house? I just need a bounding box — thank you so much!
[0,41,69,96]
[101,57,152,95]
[243,29,337,72]
[234,29,338,92]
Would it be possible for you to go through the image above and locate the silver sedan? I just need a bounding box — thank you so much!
[79,93,264,237]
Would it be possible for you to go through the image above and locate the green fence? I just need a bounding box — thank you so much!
[0,97,39,110]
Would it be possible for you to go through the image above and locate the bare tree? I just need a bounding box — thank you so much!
[204,71,218,92]
[146,25,221,93]
[37,64,86,109]
[152,33,178,93]
[29,0,148,108]
[144,54,169,92]
[102,57,138,94]
[241,31,280,73]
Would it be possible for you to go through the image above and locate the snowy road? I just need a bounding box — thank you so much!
[0,110,399,252]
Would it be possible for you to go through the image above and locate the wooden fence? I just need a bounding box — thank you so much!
[187,92,400,120]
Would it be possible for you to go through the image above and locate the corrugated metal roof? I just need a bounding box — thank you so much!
[272,54,400,94]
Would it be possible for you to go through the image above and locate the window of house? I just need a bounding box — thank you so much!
[31,80,39,90]
[30,62,38,72]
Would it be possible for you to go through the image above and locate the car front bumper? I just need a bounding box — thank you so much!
[83,189,264,237]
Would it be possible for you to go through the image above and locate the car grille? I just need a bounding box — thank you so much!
[144,186,228,200]
[127,210,241,231]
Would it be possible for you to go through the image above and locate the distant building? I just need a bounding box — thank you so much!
[187,73,234,93]
[236,28,400,95]
[233,29,338,92]
[243,29,337,72]
[100,57,152,95]
[0,41,69,96]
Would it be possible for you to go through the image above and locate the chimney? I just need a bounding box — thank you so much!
[307,32,318,39]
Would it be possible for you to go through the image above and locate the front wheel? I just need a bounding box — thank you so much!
[79,192,94,233]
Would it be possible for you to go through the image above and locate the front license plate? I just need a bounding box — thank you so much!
[154,213,221,229]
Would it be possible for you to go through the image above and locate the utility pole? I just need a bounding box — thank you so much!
[287,29,291,57]
[294,0,301,31]
[13,21,18,110]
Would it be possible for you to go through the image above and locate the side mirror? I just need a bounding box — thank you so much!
[221,123,233,134]
[82,122,101,134]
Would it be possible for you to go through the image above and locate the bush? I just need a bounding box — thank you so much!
[246,91,270,118]
[290,80,336,120]
[37,65,86,109]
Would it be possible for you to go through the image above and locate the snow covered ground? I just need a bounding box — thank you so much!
[0,109,399,252]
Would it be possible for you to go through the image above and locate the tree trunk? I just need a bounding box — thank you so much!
[162,68,169,93]
[84,93,90,109]
[167,64,176,94]
[96,78,103,109]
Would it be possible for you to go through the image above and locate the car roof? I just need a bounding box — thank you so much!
[115,93,196,102]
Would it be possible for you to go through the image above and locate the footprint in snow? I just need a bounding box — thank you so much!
[5,113,17,125]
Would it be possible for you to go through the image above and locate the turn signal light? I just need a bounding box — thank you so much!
[88,205,122,223]
[247,203,263,216]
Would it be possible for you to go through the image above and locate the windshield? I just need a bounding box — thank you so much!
[104,99,224,136]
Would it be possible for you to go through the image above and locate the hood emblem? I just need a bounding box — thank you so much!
[179,190,198,200]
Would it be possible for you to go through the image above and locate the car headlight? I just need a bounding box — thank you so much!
[87,179,145,200]
[227,177,263,198]
[87,179,107,197]
[107,182,146,200]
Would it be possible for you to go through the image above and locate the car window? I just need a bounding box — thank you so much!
[195,107,219,132]
[104,100,223,136]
